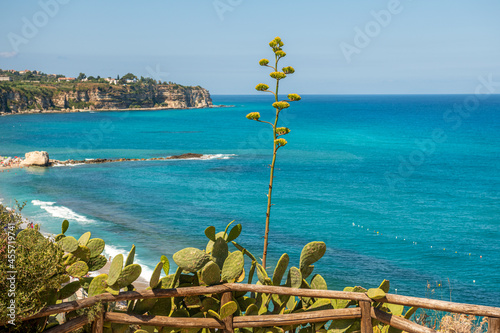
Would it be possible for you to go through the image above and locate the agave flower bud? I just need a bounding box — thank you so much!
[282,66,295,74]
[272,101,290,110]
[287,93,301,101]
[270,72,286,80]
[276,127,290,136]
[246,112,261,121]
[275,138,287,148]
[259,59,270,66]
[255,83,269,91]
[275,50,286,58]
[270,37,283,51]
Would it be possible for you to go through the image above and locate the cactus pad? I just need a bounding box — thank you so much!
[125,244,136,267]
[383,303,404,316]
[221,251,244,282]
[115,263,142,288]
[212,238,229,268]
[173,247,211,273]
[245,304,258,316]
[367,288,386,300]
[226,223,242,242]
[184,296,202,308]
[107,254,124,286]
[256,263,268,285]
[237,296,256,311]
[311,274,327,290]
[61,220,69,234]
[286,267,302,289]
[87,255,107,271]
[87,238,105,258]
[88,274,108,297]
[133,298,157,315]
[220,301,237,319]
[58,281,81,300]
[201,297,220,313]
[67,261,89,278]
[204,226,216,241]
[299,241,326,270]
[160,255,170,276]
[378,279,390,293]
[272,253,289,286]
[72,245,91,262]
[301,265,315,279]
[200,261,221,286]
[150,261,163,288]
[150,298,172,316]
[78,232,91,246]
[57,236,79,253]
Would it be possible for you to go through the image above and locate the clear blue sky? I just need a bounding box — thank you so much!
[1,0,499,94]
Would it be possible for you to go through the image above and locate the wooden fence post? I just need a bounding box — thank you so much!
[92,310,104,333]
[221,291,234,333]
[360,301,373,333]
[489,317,500,333]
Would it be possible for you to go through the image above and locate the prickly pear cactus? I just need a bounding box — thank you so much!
[173,247,211,273]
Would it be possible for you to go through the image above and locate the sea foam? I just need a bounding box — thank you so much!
[200,154,237,160]
[31,200,95,224]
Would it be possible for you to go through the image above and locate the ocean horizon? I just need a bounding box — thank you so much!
[1,94,499,307]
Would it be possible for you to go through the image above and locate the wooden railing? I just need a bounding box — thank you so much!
[14,284,500,333]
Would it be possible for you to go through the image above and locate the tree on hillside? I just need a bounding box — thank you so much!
[121,73,137,81]
[76,73,86,81]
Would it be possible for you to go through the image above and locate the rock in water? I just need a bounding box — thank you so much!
[20,151,49,166]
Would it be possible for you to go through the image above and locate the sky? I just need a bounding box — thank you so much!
[0,0,499,94]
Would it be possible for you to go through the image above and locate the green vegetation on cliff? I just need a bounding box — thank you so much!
[0,69,212,113]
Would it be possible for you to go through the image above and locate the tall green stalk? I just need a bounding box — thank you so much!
[246,37,301,269]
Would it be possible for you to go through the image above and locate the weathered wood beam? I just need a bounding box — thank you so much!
[104,312,224,329]
[226,283,372,301]
[232,308,361,328]
[221,291,234,333]
[383,294,500,318]
[92,311,104,333]
[359,301,373,333]
[43,316,88,333]
[489,317,500,333]
[22,284,232,321]
[371,307,435,333]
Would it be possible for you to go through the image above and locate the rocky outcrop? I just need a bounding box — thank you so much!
[0,83,212,114]
[20,151,49,167]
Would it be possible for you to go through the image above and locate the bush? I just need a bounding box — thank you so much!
[0,204,67,332]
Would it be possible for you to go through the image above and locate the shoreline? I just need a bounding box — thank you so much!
[0,152,234,170]
[0,104,234,117]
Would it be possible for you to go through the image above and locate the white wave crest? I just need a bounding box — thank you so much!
[52,163,86,167]
[200,154,237,160]
[103,244,154,280]
[31,200,95,224]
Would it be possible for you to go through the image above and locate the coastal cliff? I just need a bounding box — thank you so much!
[0,83,212,114]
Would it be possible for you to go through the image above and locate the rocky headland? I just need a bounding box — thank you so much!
[0,82,213,115]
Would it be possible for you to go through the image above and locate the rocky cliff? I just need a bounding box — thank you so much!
[0,83,212,114]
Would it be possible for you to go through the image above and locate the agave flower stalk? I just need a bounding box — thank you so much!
[246,37,301,269]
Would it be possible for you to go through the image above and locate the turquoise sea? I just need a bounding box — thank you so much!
[0,95,499,307]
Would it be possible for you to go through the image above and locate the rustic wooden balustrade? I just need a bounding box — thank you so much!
[11,283,500,333]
